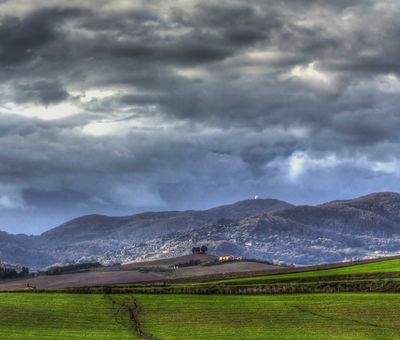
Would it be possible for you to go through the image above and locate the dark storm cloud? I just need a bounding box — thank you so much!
[23,188,90,207]
[14,80,69,105]
[0,7,85,66]
[71,3,281,69]
[241,142,298,176]
[0,0,400,233]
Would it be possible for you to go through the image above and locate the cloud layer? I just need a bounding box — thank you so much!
[0,0,400,233]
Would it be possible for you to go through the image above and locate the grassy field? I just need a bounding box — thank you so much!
[25,257,400,295]
[0,292,400,339]
[204,258,400,285]
[2,258,400,339]
[137,293,400,339]
[0,293,136,339]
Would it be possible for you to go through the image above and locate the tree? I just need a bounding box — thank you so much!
[19,267,29,277]
[200,245,208,254]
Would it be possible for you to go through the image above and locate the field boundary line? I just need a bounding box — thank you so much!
[292,305,400,331]
[106,295,157,339]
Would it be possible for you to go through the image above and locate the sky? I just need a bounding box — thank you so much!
[1,0,400,234]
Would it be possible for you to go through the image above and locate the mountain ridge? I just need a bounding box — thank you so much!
[102,192,400,265]
[0,198,292,268]
[1,192,400,268]
[40,198,292,242]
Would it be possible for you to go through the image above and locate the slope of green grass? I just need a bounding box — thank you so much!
[205,258,400,285]
[137,293,400,339]
[0,293,136,339]
[1,292,400,339]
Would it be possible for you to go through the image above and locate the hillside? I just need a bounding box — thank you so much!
[0,254,280,290]
[2,193,400,268]
[0,198,291,268]
[107,192,400,265]
[205,257,400,285]
[41,198,291,244]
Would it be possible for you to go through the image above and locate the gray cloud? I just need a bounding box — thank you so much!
[0,0,399,233]
[14,80,69,105]
[0,7,84,66]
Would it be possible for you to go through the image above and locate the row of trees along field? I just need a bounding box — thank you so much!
[0,266,29,279]
[192,246,208,254]
[45,262,102,275]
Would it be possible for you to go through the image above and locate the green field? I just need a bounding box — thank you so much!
[2,258,400,339]
[1,292,400,339]
[0,293,136,339]
[204,258,400,285]
[137,293,400,339]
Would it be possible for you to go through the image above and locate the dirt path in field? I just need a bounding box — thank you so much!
[107,295,156,339]
[292,305,400,331]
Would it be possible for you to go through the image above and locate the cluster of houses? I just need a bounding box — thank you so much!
[218,255,242,262]
[191,245,242,262]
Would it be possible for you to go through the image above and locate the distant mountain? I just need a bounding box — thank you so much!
[0,198,292,268]
[104,192,400,265]
[0,231,52,269]
[2,193,400,268]
[41,198,292,244]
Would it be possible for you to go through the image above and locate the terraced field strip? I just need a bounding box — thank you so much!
[0,293,137,339]
[137,293,400,339]
[201,278,398,287]
[202,258,400,285]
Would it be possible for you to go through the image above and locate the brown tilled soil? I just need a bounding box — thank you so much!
[102,254,218,271]
[178,261,279,277]
[2,255,398,291]
[0,259,280,291]
[0,270,163,290]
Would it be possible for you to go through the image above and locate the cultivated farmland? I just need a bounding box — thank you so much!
[204,257,400,285]
[137,293,400,339]
[1,293,400,339]
[0,293,136,339]
[2,257,400,339]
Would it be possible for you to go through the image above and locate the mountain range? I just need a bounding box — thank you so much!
[1,192,400,268]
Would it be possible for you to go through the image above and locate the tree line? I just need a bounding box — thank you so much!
[192,246,208,254]
[45,262,102,275]
[0,266,29,280]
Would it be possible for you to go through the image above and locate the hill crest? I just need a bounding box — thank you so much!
[1,192,400,268]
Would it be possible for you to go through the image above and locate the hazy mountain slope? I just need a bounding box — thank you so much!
[0,231,55,269]
[2,193,400,268]
[270,192,400,238]
[321,192,400,224]
[107,193,400,265]
[40,198,292,244]
[206,198,292,221]
[0,198,292,268]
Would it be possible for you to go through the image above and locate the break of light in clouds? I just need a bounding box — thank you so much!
[0,0,400,233]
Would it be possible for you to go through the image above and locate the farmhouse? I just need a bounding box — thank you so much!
[218,255,242,262]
